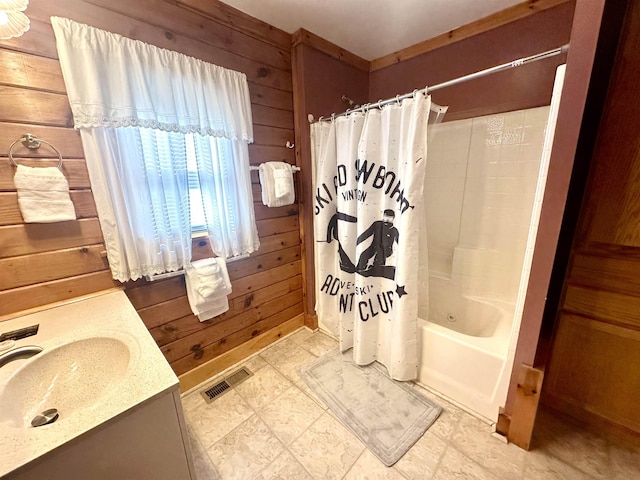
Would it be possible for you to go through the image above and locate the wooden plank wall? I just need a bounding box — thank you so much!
[291,32,370,327]
[0,0,303,376]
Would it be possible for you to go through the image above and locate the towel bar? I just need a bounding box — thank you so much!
[144,253,250,281]
[8,133,64,170]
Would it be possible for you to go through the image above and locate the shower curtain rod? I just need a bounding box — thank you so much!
[310,44,569,123]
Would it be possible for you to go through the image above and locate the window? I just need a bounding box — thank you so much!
[136,127,210,234]
[186,134,206,232]
[52,17,259,281]
[136,128,255,240]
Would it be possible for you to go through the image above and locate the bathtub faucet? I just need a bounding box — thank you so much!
[0,345,43,368]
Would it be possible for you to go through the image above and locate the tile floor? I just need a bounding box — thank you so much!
[181,328,640,480]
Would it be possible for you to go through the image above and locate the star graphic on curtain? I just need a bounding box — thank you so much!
[395,284,407,298]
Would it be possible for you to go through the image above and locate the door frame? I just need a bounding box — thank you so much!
[498,0,630,449]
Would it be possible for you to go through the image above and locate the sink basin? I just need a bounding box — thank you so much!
[0,291,178,478]
[0,337,130,428]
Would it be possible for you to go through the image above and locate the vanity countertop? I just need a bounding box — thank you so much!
[0,290,178,478]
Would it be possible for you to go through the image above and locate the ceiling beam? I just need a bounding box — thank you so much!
[292,28,370,72]
[370,0,573,71]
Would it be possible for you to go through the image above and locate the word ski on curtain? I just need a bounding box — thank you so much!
[312,93,431,381]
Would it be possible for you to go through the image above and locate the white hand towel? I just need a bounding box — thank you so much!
[196,296,230,322]
[258,162,295,207]
[13,165,76,223]
[185,257,232,322]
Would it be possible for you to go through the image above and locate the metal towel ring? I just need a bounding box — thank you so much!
[8,133,63,170]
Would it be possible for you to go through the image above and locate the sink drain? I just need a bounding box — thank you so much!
[31,408,59,427]
[447,313,456,322]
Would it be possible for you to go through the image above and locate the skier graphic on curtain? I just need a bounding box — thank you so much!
[326,211,358,274]
[326,209,398,280]
[356,209,399,279]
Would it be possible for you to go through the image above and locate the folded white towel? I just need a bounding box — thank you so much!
[185,257,232,322]
[13,165,76,223]
[258,162,295,207]
[196,296,230,322]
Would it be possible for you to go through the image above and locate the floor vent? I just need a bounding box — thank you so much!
[226,367,252,386]
[200,367,253,403]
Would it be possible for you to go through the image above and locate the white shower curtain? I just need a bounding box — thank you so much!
[311,92,432,381]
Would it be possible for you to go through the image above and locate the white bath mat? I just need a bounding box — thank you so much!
[299,349,442,466]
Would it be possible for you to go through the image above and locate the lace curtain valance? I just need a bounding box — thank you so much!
[51,16,253,141]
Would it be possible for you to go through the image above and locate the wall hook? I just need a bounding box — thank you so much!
[21,133,42,149]
[285,141,295,149]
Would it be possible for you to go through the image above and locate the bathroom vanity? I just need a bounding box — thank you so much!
[0,290,195,480]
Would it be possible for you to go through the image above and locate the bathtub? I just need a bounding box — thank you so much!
[417,276,514,420]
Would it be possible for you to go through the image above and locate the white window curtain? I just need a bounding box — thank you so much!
[51,17,259,282]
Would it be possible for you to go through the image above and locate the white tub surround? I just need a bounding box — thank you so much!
[0,290,194,479]
[417,277,513,420]
[493,65,567,417]
[417,105,552,420]
[424,106,550,299]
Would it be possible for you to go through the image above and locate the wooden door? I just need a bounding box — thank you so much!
[544,0,640,439]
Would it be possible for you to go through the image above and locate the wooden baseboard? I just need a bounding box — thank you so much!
[304,312,318,330]
[507,364,544,450]
[496,408,511,437]
[178,313,305,392]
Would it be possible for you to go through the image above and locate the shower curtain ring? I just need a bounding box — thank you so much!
[396,94,401,105]
[331,113,336,121]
